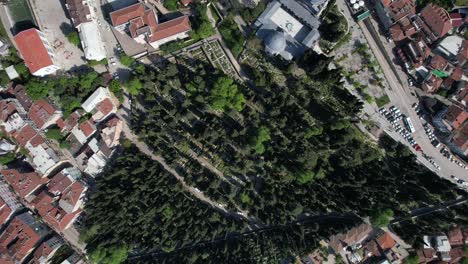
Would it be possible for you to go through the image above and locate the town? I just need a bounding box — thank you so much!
[0,0,466,263]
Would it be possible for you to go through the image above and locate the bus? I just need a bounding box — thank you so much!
[404,117,415,133]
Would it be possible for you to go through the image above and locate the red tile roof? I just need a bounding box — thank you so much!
[447,227,464,246]
[14,29,54,75]
[445,105,468,129]
[377,232,396,250]
[110,3,145,26]
[28,99,59,129]
[1,169,45,198]
[429,54,448,70]
[451,123,468,152]
[47,172,73,195]
[61,181,86,210]
[28,240,53,264]
[388,0,416,22]
[0,101,17,122]
[79,120,96,137]
[451,67,463,81]
[420,4,452,39]
[0,214,42,263]
[96,98,115,118]
[457,39,468,64]
[7,84,33,111]
[450,13,464,27]
[0,198,13,227]
[149,16,191,42]
[110,3,191,44]
[13,125,37,147]
[57,111,81,133]
[31,191,66,231]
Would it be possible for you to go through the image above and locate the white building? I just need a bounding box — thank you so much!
[79,22,107,61]
[13,29,60,77]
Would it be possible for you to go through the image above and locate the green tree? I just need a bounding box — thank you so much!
[0,153,15,165]
[119,54,135,67]
[109,79,122,94]
[89,245,128,264]
[209,76,245,111]
[14,63,30,78]
[370,209,394,227]
[66,31,80,46]
[0,71,9,86]
[126,77,143,95]
[25,79,52,100]
[164,0,178,10]
[404,254,419,264]
[45,128,63,141]
[251,126,270,154]
[190,4,214,39]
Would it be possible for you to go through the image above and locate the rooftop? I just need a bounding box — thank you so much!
[1,169,45,199]
[0,212,47,263]
[28,99,61,130]
[13,29,54,75]
[420,4,452,39]
[65,0,92,28]
[444,105,467,130]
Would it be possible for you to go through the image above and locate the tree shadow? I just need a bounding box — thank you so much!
[59,22,75,36]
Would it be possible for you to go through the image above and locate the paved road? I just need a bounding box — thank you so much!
[336,0,467,182]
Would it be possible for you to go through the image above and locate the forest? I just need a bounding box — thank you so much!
[82,40,466,263]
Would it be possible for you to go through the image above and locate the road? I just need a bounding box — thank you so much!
[336,0,467,182]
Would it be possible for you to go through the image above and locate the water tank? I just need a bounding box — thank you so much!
[359,1,365,6]
[350,0,356,4]
[353,3,359,9]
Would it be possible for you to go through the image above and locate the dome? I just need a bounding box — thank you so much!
[0,140,14,155]
[265,31,286,55]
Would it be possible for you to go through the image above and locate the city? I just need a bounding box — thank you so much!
[0,0,466,263]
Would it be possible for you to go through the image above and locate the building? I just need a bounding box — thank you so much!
[101,117,123,148]
[13,29,60,77]
[0,179,23,229]
[450,122,468,156]
[419,4,452,43]
[5,66,19,80]
[443,105,467,131]
[28,99,62,130]
[81,87,117,122]
[435,36,466,63]
[70,120,97,144]
[375,0,416,30]
[423,235,452,261]
[65,0,92,28]
[28,236,63,264]
[1,169,45,202]
[110,3,192,49]
[65,0,107,61]
[255,0,322,60]
[0,212,49,263]
[0,39,10,56]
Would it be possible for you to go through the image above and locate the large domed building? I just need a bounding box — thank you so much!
[264,30,287,56]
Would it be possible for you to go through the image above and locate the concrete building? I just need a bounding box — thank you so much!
[81,86,117,122]
[110,3,192,49]
[419,4,452,43]
[28,99,62,130]
[255,0,322,60]
[435,36,466,63]
[450,123,468,156]
[13,29,60,77]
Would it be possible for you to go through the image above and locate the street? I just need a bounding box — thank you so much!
[336,0,468,183]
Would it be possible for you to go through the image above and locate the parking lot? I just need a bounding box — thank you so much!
[29,0,85,70]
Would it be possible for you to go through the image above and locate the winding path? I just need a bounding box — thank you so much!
[116,108,257,226]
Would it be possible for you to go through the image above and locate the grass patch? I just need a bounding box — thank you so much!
[375,94,390,107]
[159,39,198,54]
